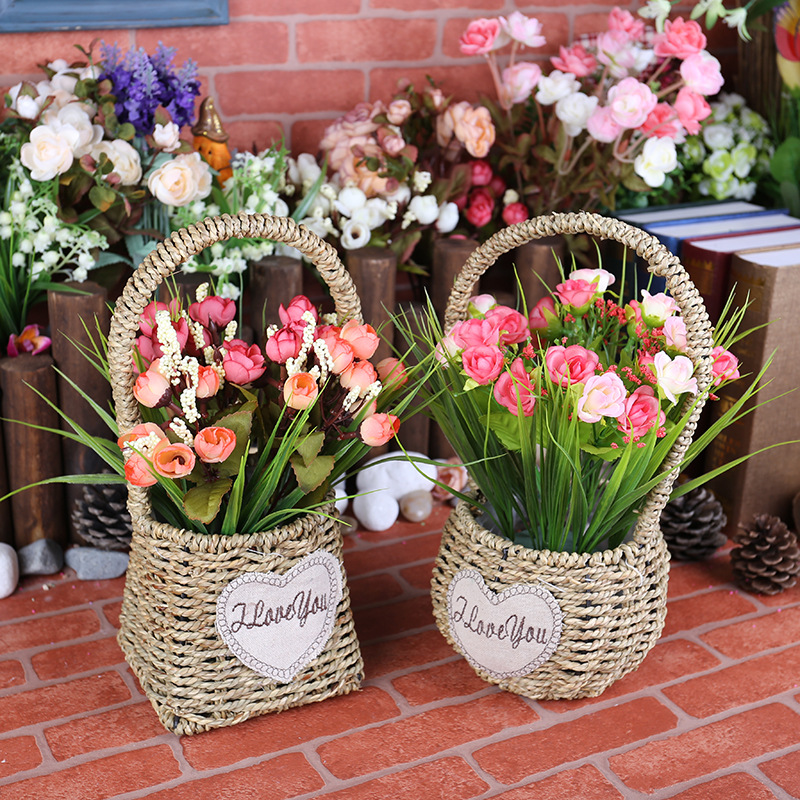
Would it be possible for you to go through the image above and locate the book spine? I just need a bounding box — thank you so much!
[680,242,731,323]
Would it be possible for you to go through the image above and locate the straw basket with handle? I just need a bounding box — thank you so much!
[107,213,364,735]
[430,211,714,700]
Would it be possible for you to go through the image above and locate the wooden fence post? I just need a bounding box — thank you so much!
[431,238,478,325]
[248,255,304,330]
[513,237,566,311]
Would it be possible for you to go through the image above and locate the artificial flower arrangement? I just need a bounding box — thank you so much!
[395,262,765,553]
[285,80,486,271]
[617,92,774,207]
[81,286,410,534]
[456,6,740,219]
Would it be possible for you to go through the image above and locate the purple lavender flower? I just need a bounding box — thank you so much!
[99,41,200,136]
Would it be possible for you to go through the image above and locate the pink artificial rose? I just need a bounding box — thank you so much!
[489,174,506,197]
[452,317,502,349]
[638,350,656,382]
[502,202,528,226]
[711,346,741,386]
[555,278,597,314]
[124,452,157,487]
[529,296,558,330]
[595,30,640,75]
[265,326,302,364]
[653,17,707,60]
[462,345,504,385]
[465,188,495,228]
[133,362,171,408]
[194,426,237,463]
[680,51,724,96]
[222,339,266,385]
[468,293,497,316]
[459,18,506,55]
[607,77,658,129]
[640,103,685,141]
[6,324,51,357]
[360,412,400,446]
[653,351,698,404]
[117,422,167,450]
[377,125,406,156]
[376,357,408,389]
[551,43,597,77]
[340,359,378,393]
[454,106,496,158]
[138,299,179,338]
[617,385,665,439]
[436,101,469,149]
[339,319,380,360]
[278,295,318,331]
[569,268,615,292]
[577,372,627,423]
[485,306,530,345]
[674,87,711,135]
[188,296,236,329]
[608,7,645,41]
[663,316,688,351]
[586,106,624,143]
[469,160,493,187]
[317,329,355,374]
[435,334,461,364]
[493,357,536,417]
[432,458,469,502]
[386,99,412,125]
[283,371,319,410]
[545,344,600,387]
[152,440,196,479]
[640,290,679,327]
[502,11,546,48]
[196,365,221,398]
[500,62,542,104]
[626,298,644,325]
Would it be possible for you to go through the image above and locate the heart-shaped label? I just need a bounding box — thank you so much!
[446,569,563,680]
[215,549,343,683]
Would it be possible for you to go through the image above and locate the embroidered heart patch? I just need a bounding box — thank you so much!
[216,549,343,683]
[446,569,563,680]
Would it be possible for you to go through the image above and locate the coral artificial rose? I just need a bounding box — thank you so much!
[432,458,469,502]
[360,413,400,446]
[451,317,501,349]
[133,363,171,408]
[279,295,318,330]
[711,346,740,386]
[283,372,319,410]
[462,344,504,385]
[674,87,711,135]
[465,188,495,228]
[485,306,530,345]
[502,202,528,226]
[551,43,597,78]
[653,18,707,60]
[152,440,196,479]
[545,344,600,387]
[317,330,355,374]
[188,296,236,328]
[222,340,266,385]
[340,359,378,393]
[376,357,408,389]
[436,101,469,149]
[124,452,157,487]
[7,324,51,357]
[555,278,597,313]
[337,141,393,197]
[576,372,627,423]
[194,426,237,463]
[653,352,698,404]
[117,422,167,450]
[617,385,665,439]
[493,358,536,416]
[641,104,685,141]
[340,320,380,360]
[20,122,78,180]
[459,17,506,55]
[454,106,496,158]
[91,139,142,185]
[196,365,221,398]
[265,326,302,364]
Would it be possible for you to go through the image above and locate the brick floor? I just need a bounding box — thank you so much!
[2,508,800,799]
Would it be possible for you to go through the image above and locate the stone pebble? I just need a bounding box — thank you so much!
[64,547,129,581]
[0,542,19,599]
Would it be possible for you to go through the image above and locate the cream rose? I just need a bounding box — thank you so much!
[153,122,182,152]
[92,140,143,186]
[147,152,211,206]
[20,122,79,180]
[56,104,103,157]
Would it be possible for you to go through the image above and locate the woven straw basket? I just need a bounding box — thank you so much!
[431,211,715,700]
[107,213,364,735]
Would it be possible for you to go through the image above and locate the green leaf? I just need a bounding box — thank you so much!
[89,185,116,213]
[183,478,233,524]
[770,137,800,181]
[290,453,334,494]
[580,442,624,461]
[294,430,324,466]
[116,122,136,141]
[213,406,255,478]
[483,410,532,451]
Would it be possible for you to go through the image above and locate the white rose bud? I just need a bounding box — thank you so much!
[153,122,182,152]
[408,194,440,225]
[435,202,459,233]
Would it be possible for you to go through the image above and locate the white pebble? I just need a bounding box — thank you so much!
[352,492,399,531]
[334,482,349,515]
[355,451,438,500]
[0,542,20,599]
[399,490,433,523]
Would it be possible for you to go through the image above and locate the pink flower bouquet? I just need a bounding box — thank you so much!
[114,287,407,534]
[396,263,766,553]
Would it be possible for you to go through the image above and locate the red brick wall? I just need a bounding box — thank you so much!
[0,0,739,156]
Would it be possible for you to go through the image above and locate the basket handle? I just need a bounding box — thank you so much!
[443,210,717,533]
[107,213,362,437]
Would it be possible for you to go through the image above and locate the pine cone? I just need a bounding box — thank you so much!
[71,482,132,552]
[661,487,728,561]
[731,513,800,596]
